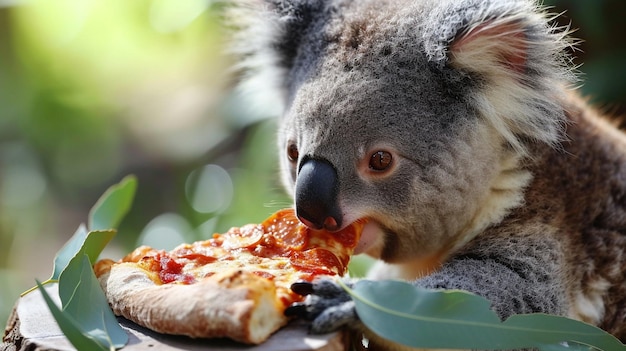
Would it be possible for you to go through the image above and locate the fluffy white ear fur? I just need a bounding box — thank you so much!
[225,0,289,118]
[451,20,529,77]
[449,16,573,155]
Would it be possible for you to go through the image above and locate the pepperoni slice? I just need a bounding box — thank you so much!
[263,209,308,251]
[331,219,365,248]
[289,248,343,275]
[222,224,264,249]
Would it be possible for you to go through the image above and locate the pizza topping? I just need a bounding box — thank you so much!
[222,224,264,249]
[158,256,196,284]
[289,248,343,276]
[250,238,291,259]
[327,221,362,248]
[137,254,160,272]
[106,209,364,287]
[264,209,308,251]
[176,252,217,265]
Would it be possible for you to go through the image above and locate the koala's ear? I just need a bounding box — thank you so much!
[424,1,576,154]
[449,19,529,80]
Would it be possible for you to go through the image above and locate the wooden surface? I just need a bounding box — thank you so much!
[2,285,345,351]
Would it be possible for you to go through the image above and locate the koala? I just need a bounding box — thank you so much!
[229,0,626,349]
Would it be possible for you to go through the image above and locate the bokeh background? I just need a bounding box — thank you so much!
[1,0,625,328]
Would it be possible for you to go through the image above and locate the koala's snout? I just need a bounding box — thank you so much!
[295,158,343,231]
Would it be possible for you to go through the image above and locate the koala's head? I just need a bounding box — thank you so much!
[231,0,574,263]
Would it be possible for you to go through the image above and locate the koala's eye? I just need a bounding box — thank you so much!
[369,150,393,171]
[287,143,299,163]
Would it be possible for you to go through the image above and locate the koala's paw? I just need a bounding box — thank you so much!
[284,278,359,334]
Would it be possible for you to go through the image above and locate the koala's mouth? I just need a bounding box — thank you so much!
[354,220,385,257]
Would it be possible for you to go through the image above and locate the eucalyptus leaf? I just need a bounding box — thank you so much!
[26,176,136,350]
[22,175,137,296]
[89,174,137,231]
[52,230,117,315]
[20,224,89,296]
[82,230,118,264]
[58,254,128,349]
[537,342,594,351]
[56,229,117,295]
[348,280,625,351]
[50,224,89,281]
[36,280,109,351]
[21,227,117,296]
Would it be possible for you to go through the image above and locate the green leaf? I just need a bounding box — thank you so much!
[348,280,625,351]
[538,343,595,351]
[58,254,128,349]
[59,234,116,307]
[36,280,109,351]
[21,227,117,296]
[89,174,137,231]
[22,176,137,296]
[83,230,118,264]
[55,228,117,283]
[50,224,89,282]
[26,176,136,349]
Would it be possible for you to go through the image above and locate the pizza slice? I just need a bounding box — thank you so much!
[94,209,365,344]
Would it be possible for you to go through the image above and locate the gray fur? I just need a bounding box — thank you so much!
[229,0,626,349]
[418,230,568,319]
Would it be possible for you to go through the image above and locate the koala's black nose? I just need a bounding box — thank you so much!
[295,157,342,231]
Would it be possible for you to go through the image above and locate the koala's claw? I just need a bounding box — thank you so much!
[284,301,310,318]
[285,278,359,334]
[290,281,315,296]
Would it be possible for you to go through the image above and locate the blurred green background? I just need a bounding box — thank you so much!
[1,0,625,328]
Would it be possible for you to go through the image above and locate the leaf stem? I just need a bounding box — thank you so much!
[21,279,58,297]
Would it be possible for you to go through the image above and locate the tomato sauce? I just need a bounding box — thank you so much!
[176,252,217,265]
[158,255,196,284]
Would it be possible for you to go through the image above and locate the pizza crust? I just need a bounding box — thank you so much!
[97,262,288,344]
